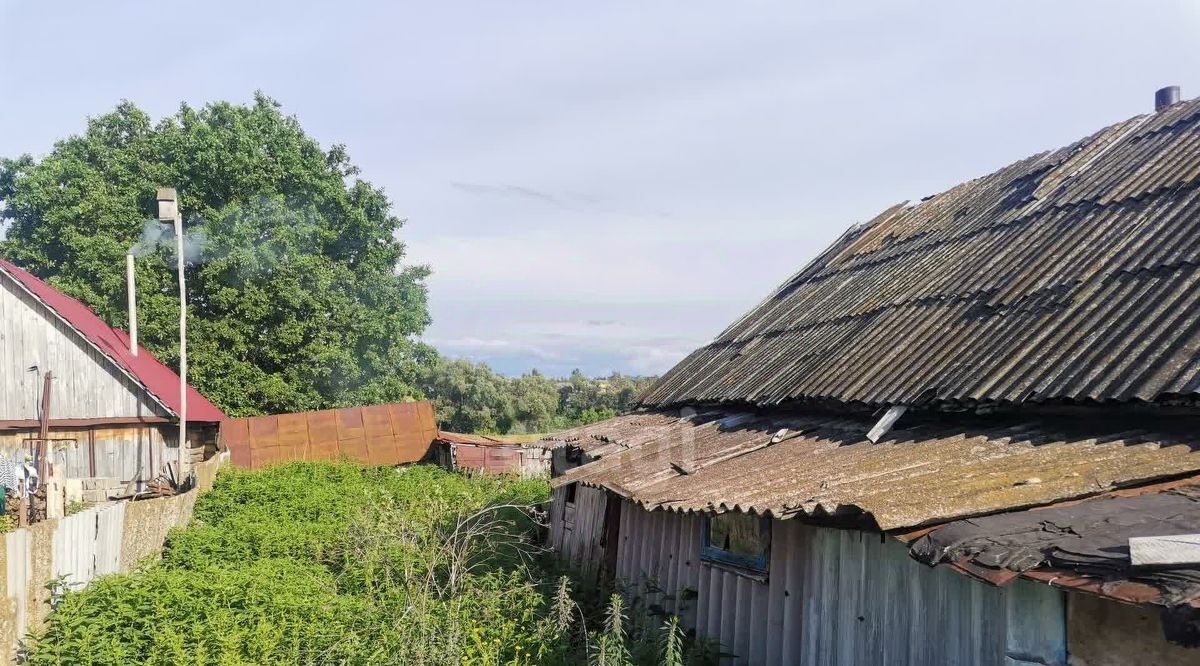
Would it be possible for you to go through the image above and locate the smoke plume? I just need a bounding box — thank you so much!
[128,218,209,263]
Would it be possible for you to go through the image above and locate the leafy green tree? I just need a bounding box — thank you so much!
[510,370,560,433]
[421,360,658,434]
[420,358,515,434]
[0,94,432,415]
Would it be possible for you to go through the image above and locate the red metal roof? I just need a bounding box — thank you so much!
[0,258,225,423]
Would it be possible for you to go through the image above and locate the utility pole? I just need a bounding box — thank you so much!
[156,188,188,482]
[126,253,138,355]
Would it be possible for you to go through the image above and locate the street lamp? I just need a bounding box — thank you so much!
[156,187,188,483]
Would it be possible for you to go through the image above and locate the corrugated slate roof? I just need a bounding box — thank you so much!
[642,98,1200,408]
[547,410,1200,530]
[0,258,225,422]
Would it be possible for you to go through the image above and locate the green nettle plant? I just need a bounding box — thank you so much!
[23,462,715,666]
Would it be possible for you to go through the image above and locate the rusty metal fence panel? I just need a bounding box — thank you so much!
[222,401,438,469]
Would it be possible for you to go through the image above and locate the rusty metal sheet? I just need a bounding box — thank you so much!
[221,418,251,466]
[337,434,369,463]
[454,445,487,470]
[639,99,1200,410]
[276,412,310,460]
[336,409,365,442]
[246,416,279,448]
[307,411,339,449]
[548,410,1200,531]
[223,402,438,469]
[452,443,524,475]
[362,405,393,439]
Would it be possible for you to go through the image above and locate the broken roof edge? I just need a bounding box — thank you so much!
[561,469,1200,534]
[895,474,1200,646]
[547,405,1200,530]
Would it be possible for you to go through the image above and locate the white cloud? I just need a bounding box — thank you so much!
[9,1,1200,377]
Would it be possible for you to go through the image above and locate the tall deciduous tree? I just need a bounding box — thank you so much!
[0,94,433,416]
[420,358,515,434]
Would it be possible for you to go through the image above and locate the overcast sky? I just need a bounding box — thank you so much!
[4,1,1200,377]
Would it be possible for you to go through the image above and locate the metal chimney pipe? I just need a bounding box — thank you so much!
[1156,86,1180,112]
[126,253,138,356]
[156,187,188,481]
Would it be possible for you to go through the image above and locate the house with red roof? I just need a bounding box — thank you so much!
[0,258,224,492]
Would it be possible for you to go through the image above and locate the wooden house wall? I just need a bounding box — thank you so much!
[0,276,167,420]
[0,426,170,486]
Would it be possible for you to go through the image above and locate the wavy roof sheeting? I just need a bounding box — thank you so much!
[642,99,1200,408]
[548,410,1200,530]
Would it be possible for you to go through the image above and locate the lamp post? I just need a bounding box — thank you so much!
[156,187,188,482]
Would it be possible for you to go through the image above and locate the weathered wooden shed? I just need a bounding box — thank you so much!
[547,89,1200,665]
[0,258,224,493]
[434,431,553,478]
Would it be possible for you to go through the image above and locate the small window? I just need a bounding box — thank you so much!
[564,482,578,505]
[701,513,770,573]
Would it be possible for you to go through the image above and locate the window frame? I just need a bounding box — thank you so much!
[700,512,771,573]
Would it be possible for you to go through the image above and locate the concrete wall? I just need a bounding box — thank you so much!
[0,453,222,662]
[554,495,1069,666]
[0,274,167,420]
[1066,593,1197,666]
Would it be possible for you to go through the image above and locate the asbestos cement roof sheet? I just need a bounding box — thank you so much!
[641,98,1200,409]
[548,410,1200,531]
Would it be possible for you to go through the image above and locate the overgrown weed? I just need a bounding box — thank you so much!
[24,461,714,665]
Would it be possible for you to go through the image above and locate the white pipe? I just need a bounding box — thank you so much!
[174,214,187,479]
[126,254,138,356]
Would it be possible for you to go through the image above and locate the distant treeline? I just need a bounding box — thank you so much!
[420,359,657,435]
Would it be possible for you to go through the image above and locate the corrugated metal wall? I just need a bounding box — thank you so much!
[0,454,223,664]
[0,277,167,420]
[50,501,127,588]
[564,499,1067,666]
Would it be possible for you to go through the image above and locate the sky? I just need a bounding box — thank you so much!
[3,1,1200,377]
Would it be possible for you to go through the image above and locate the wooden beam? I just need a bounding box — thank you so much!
[0,416,173,431]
